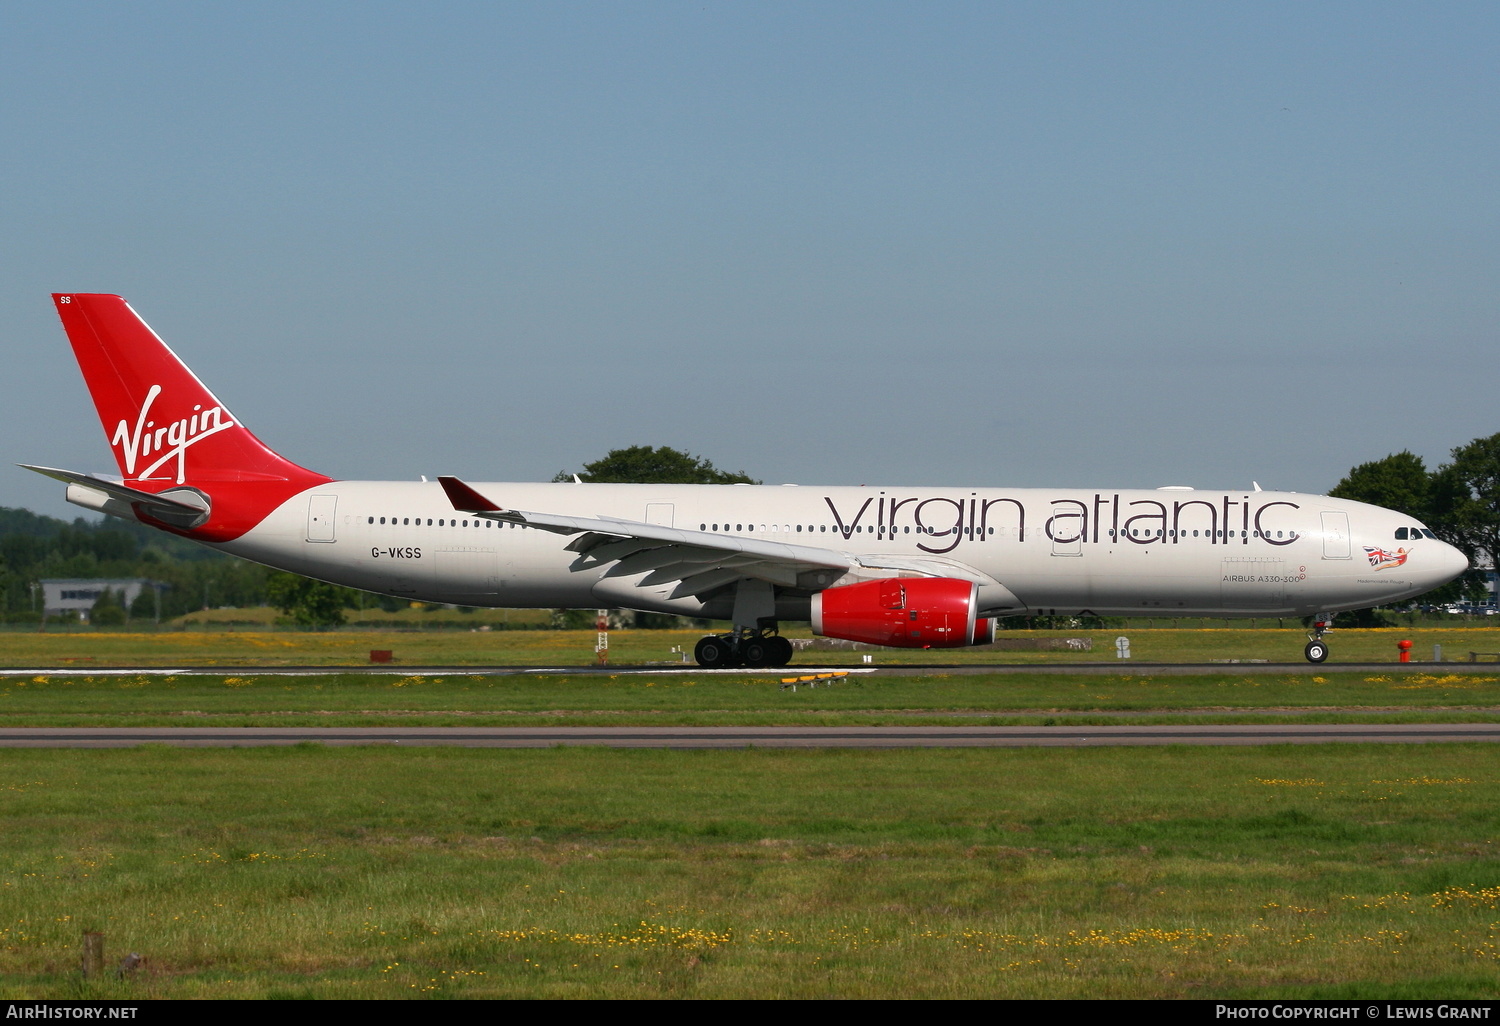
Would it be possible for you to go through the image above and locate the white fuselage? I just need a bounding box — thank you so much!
[211,480,1468,621]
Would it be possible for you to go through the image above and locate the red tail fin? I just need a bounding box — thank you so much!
[53,293,331,541]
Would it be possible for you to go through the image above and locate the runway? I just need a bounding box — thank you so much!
[2,723,1497,748]
[1,661,1494,677]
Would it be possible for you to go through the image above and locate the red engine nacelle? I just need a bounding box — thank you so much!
[812,577,991,649]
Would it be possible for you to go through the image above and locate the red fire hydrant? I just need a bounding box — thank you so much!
[1397,639,1412,663]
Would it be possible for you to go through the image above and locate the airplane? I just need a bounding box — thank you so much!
[23,293,1469,667]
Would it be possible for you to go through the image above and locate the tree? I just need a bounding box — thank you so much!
[265,571,348,628]
[1329,434,1499,606]
[1431,432,1500,574]
[90,587,126,627]
[552,446,759,485]
[1328,451,1431,520]
[129,585,160,623]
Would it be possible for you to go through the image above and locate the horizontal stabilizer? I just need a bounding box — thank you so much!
[19,464,211,528]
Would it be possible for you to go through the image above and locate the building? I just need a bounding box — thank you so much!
[39,579,162,623]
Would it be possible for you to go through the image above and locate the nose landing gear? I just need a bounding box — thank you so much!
[1304,614,1332,663]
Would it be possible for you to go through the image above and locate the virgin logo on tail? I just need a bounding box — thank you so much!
[112,384,236,484]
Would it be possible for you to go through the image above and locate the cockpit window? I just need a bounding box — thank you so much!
[1395,527,1408,540]
[1421,528,1437,539]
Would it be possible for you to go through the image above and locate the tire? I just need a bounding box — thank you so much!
[766,635,794,667]
[695,636,732,668]
[741,640,770,668]
[1304,640,1329,664]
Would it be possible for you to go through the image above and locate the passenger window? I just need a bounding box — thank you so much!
[367,517,374,524]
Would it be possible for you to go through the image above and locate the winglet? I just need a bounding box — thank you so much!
[438,476,504,512]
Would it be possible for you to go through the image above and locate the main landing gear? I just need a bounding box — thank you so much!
[694,629,794,669]
[1304,614,1332,664]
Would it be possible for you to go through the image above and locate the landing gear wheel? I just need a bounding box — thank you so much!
[766,635,794,668]
[695,636,733,668]
[741,639,771,668]
[1304,640,1328,664]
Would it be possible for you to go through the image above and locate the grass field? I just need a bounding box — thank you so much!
[1,744,1496,999]
[4,628,1498,999]
[4,626,1500,667]
[0,670,1497,727]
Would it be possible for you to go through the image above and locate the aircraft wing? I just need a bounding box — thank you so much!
[440,476,905,596]
[438,477,1024,608]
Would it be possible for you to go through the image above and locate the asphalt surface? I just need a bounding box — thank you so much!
[2,661,1496,677]
[3,724,1497,748]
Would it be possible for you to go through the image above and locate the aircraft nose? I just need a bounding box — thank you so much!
[1433,541,1470,584]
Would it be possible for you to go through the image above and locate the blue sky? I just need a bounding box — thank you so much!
[3,1,1495,518]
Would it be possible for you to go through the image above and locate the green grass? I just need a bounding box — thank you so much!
[4,626,1500,668]
[4,632,1497,999]
[0,670,1496,727]
[0,745,1496,998]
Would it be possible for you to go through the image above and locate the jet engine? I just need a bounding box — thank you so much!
[811,577,994,649]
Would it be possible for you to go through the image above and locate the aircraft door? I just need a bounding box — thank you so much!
[646,503,674,527]
[306,494,337,542]
[1320,511,1351,559]
[433,546,498,599]
[1050,510,1083,556]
